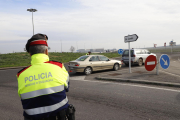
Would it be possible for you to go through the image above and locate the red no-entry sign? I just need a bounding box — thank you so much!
[145,55,157,71]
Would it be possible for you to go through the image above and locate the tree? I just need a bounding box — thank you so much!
[70,46,75,52]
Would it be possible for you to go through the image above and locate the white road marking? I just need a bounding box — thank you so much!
[134,66,180,77]
[147,61,155,65]
[70,76,86,80]
[137,66,180,77]
[71,79,180,93]
[159,70,180,78]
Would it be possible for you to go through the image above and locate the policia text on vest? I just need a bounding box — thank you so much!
[17,33,75,120]
[25,72,53,83]
[24,72,53,87]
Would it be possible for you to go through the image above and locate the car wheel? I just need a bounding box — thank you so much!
[113,63,119,71]
[138,59,143,66]
[84,67,92,75]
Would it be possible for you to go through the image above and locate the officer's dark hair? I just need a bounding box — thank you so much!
[29,45,48,55]
[26,33,48,53]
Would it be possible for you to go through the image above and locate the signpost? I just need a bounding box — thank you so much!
[118,49,124,55]
[124,34,138,43]
[169,40,176,53]
[124,34,138,73]
[159,54,170,69]
[145,55,157,71]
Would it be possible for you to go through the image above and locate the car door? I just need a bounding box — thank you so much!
[99,56,113,70]
[89,56,102,71]
[141,50,147,63]
[122,50,134,64]
[144,50,150,62]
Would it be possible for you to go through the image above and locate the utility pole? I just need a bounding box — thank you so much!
[27,8,37,35]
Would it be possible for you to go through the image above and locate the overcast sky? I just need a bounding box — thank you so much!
[0,0,180,53]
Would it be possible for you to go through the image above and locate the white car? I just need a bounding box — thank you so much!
[68,55,122,75]
[122,49,156,66]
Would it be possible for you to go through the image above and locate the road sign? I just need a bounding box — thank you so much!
[118,49,123,55]
[124,34,138,43]
[145,55,157,71]
[124,34,138,73]
[159,54,170,69]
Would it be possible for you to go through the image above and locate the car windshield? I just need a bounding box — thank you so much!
[76,56,89,61]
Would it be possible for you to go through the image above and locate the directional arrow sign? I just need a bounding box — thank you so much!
[124,34,138,43]
[118,49,123,55]
[162,58,168,65]
[159,54,170,69]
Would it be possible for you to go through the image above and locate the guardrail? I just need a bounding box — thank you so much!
[146,45,180,53]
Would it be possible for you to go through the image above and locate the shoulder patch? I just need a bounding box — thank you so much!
[17,65,31,78]
[45,61,62,68]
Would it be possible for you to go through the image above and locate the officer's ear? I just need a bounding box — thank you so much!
[29,53,32,56]
[45,49,48,55]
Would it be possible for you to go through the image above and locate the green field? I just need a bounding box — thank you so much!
[0,52,121,68]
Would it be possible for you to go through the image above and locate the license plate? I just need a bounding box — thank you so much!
[70,67,74,70]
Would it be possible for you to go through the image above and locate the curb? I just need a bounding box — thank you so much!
[0,63,69,70]
[95,77,180,88]
[0,66,27,70]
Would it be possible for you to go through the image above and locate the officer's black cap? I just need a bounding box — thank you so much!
[26,33,48,52]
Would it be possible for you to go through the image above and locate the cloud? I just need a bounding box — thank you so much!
[1,0,180,53]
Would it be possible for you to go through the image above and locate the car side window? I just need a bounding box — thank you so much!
[95,56,100,61]
[141,50,146,54]
[136,51,141,54]
[89,56,100,61]
[140,50,145,54]
[99,56,109,61]
[145,50,150,54]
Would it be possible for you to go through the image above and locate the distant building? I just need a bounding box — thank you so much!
[105,48,117,52]
[77,48,104,53]
[95,48,104,53]
[77,49,86,53]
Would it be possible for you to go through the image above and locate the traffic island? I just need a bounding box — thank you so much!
[95,76,180,88]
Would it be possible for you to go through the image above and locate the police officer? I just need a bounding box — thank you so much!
[17,33,75,120]
[86,51,91,55]
[88,52,91,55]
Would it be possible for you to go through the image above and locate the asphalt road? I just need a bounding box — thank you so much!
[68,79,180,120]
[1,52,180,120]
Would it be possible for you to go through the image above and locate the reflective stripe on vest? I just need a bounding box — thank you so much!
[65,75,69,89]
[24,97,68,115]
[20,85,64,100]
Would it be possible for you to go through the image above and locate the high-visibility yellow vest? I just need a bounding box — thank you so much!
[17,54,69,119]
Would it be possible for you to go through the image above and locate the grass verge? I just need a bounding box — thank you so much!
[0,52,121,68]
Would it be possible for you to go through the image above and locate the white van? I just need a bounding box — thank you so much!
[121,49,156,66]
